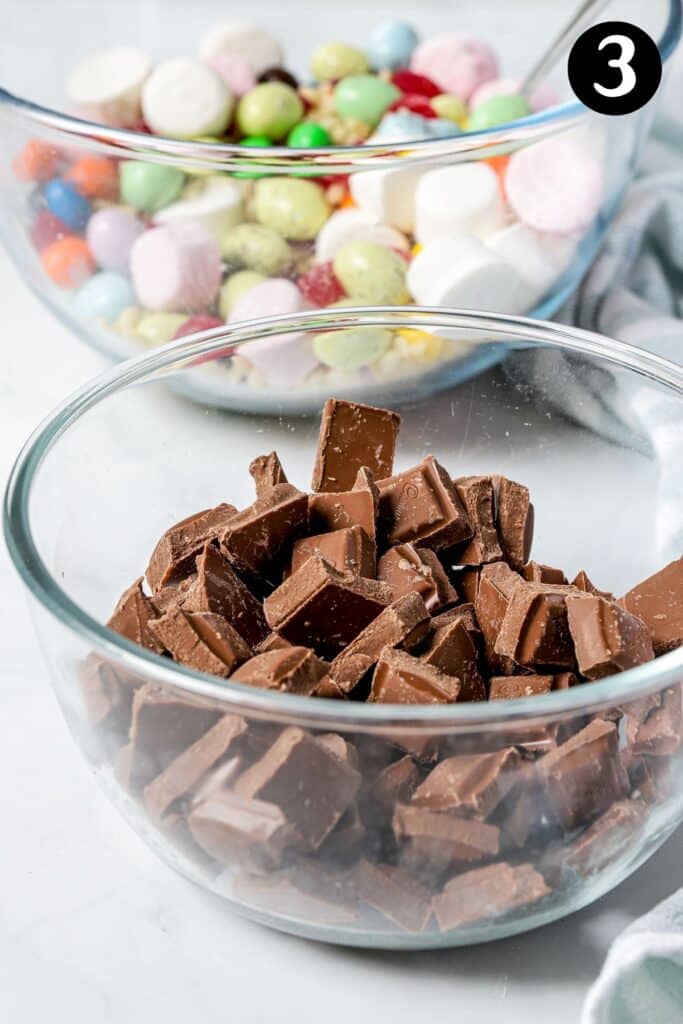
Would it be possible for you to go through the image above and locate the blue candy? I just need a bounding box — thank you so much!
[428,118,463,139]
[73,271,135,323]
[43,178,92,232]
[372,111,434,143]
[367,19,419,71]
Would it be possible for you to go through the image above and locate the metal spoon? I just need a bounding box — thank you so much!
[520,0,612,98]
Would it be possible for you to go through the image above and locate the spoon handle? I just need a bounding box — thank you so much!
[520,0,612,99]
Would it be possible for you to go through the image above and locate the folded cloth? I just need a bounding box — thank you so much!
[582,888,683,1024]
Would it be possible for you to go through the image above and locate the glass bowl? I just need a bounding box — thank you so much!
[5,307,683,949]
[0,0,680,414]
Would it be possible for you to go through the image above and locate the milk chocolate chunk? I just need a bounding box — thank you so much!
[412,748,520,818]
[264,556,390,658]
[393,803,500,871]
[495,477,534,571]
[308,466,379,542]
[234,726,361,850]
[489,675,555,700]
[221,483,308,577]
[311,675,347,700]
[538,719,628,830]
[149,575,196,616]
[632,686,683,756]
[377,456,472,551]
[330,593,430,694]
[621,557,683,655]
[522,562,568,585]
[431,602,479,635]
[363,756,420,822]
[563,799,647,876]
[311,398,400,493]
[370,647,460,705]
[566,595,654,680]
[351,860,433,933]
[188,792,290,869]
[182,543,267,648]
[495,582,580,670]
[107,577,164,654]
[233,871,359,925]
[475,562,523,673]
[149,608,249,677]
[420,620,486,702]
[255,632,292,654]
[249,451,287,496]
[146,503,237,592]
[453,476,502,565]
[433,862,549,932]
[571,570,614,600]
[457,567,481,604]
[377,543,457,611]
[143,714,246,821]
[291,525,375,578]
[230,646,329,696]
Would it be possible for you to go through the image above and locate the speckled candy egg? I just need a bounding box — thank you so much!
[253,177,330,241]
[333,241,410,304]
[236,82,303,140]
[219,223,293,275]
[368,20,419,70]
[313,326,393,370]
[334,75,401,128]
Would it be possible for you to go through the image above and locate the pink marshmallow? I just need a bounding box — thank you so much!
[470,76,559,114]
[205,52,256,98]
[130,220,222,311]
[410,34,499,101]
[229,278,317,386]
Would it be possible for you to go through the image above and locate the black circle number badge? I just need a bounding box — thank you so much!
[568,21,662,115]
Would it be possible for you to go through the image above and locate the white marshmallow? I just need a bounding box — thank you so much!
[199,21,283,77]
[154,176,243,240]
[66,47,151,127]
[415,163,505,245]
[486,223,566,307]
[141,58,233,139]
[407,232,533,314]
[315,208,408,263]
[350,167,427,234]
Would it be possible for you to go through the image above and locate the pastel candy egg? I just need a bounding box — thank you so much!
[230,278,316,386]
[64,156,119,201]
[253,177,330,241]
[349,166,426,233]
[73,270,136,323]
[467,93,531,131]
[220,223,293,275]
[43,178,91,231]
[130,220,222,312]
[120,161,185,213]
[430,93,468,124]
[314,326,393,370]
[311,42,369,82]
[469,76,558,114]
[368,20,420,71]
[41,236,95,288]
[505,137,603,234]
[66,47,151,127]
[13,139,62,183]
[205,52,256,97]
[333,241,409,304]
[410,35,499,101]
[334,75,400,128]
[415,163,505,245]
[30,210,71,251]
[141,59,234,139]
[237,82,303,140]
[136,312,187,346]
[86,207,146,272]
[315,207,408,262]
[218,270,265,318]
[371,111,435,143]
[199,22,283,77]
[154,176,243,240]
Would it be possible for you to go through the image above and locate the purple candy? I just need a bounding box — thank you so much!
[86,206,146,273]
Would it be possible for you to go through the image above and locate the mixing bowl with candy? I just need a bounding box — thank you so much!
[5,307,683,948]
[0,0,680,412]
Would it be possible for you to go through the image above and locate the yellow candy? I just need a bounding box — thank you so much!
[411,243,423,257]
[396,328,444,363]
[136,312,186,347]
[431,94,468,127]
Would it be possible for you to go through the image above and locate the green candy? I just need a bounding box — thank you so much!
[253,177,330,241]
[219,270,265,318]
[136,312,186,346]
[287,121,331,148]
[120,161,185,213]
[333,241,409,304]
[468,93,531,132]
[334,74,400,128]
[311,42,369,82]
[430,93,468,124]
[234,134,272,179]
[236,82,304,141]
[219,223,293,275]
[313,326,393,370]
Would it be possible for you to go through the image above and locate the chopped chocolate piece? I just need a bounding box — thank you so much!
[564,799,647,876]
[291,525,375,578]
[475,562,523,673]
[431,602,479,635]
[233,871,359,925]
[453,476,502,565]
[264,555,390,658]
[495,582,580,669]
[621,557,683,655]
[363,755,420,823]
[311,398,400,493]
[308,466,379,542]
[351,859,432,933]
[182,544,268,648]
[489,675,555,700]
[311,675,346,699]
[377,455,472,551]
[394,803,500,871]
[255,632,292,653]
[632,686,683,756]
[318,803,365,860]
[234,726,361,850]
[221,483,308,577]
[231,646,329,696]
[149,575,196,616]
[566,595,654,680]
[522,561,568,585]
[421,619,486,702]
[377,543,457,611]
[433,862,549,932]
[149,608,249,677]
[78,656,139,749]
[571,570,614,600]
[249,451,287,496]
[146,503,237,592]
[330,593,430,694]
[457,567,481,604]
[370,647,460,704]
[412,748,520,818]
[143,714,246,821]
[538,719,629,830]
[188,791,290,869]
[316,733,360,769]
[494,477,534,571]
[554,672,579,689]
[107,577,164,654]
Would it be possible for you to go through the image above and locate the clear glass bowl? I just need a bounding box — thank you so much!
[5,308,683,949]
[0,0,680,413]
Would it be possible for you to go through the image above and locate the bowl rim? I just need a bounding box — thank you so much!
[4,305,683,730]
[0,0,680,174]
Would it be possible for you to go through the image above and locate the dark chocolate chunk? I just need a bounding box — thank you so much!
[433,862,549,932]
[230,646,329,696]
[420,619,486,702]
[377,543,457,611]
[370,647,460,704]
[489,675,555,700]
[107,577,164,654]
[393,802,500,872]
[248,451,287,496]
[495,582,581,670]
[149,608,249,677]
[221,483,308,577]
[351,859,433,933]
[258,66,299,88]
[291,525,375,578]
[308,466,379,542]
[566,594,654,680]
[494,477,534,571]
[453,476,502,565]
[571,570,614,600]
[412,748,520,818]
[522,562,568,585]
[621,557,683,655]
[182,543,268,648]
[377,455,472,551]
[146,504,236,592]
[311,398,400,493]
[475,562,522,673]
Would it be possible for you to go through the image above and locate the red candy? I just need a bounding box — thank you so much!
[391,70,441,98]
[29,210,72,252]
[388,94,437,118]
[297,262,346,306]
[173,314,224,339]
